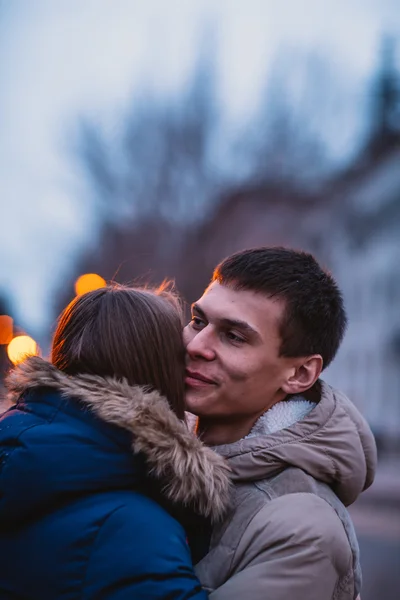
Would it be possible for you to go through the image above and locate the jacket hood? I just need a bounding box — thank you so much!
[212,380,377,506]
[2,357,230,522]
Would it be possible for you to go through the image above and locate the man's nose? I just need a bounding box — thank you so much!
[186,327,216,361]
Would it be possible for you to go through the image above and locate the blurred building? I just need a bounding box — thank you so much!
[323,38,400,445]
[325,145,400,445]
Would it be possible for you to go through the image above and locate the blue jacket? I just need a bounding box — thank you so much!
[0,357,230,600]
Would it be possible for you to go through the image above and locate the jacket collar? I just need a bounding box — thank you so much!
[6,356,231,522]
[210,381,377,506]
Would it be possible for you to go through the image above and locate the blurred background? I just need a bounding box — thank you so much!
[0,1,399,596]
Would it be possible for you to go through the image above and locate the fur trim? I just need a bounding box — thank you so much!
[6,357,231,522]
[245,397,316,438]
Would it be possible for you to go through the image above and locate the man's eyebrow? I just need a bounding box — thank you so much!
[219,318,261,339]
[191,303,261,340]
[191,303,206,318]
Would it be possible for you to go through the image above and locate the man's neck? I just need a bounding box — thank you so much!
[197,412,265,446]
[196,392,288,445]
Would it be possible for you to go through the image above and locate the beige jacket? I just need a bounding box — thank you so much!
[195,381,377,600]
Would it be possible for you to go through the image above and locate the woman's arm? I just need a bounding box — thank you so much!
[85,503,208,600]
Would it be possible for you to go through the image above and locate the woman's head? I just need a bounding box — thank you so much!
[51,284,185,419]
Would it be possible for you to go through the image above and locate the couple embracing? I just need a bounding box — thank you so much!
[0,247,376,600]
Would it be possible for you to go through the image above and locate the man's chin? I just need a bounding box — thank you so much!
[184,400,207,417]
[185,388,215,416]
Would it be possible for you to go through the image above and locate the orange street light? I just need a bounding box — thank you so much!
[75,273,106,296]
[0,315,13,345]
[7,335,39,365]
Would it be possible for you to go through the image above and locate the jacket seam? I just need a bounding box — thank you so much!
[226,500,269,574]
[341,408,370,489]
[314,490,359,597]
[81,505,125,599]
[298,493,354,589]
[332,563,354,600]
[253,481,275,499]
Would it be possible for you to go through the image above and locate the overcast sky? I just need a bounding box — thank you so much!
[1,0,399,339]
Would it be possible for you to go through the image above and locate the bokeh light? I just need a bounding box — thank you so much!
[74,273,106,296]
[0,315,13,345]
[7,335,39,365]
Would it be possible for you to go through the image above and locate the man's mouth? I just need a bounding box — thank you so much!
[185,369,217,387]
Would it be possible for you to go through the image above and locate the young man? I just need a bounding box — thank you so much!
[184,247,376,600]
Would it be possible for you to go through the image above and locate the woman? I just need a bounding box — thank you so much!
[0,285,230,599]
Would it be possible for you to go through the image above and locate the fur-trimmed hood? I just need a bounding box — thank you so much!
[3,356,230,522]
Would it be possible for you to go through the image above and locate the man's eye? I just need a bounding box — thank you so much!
[190,316,205,329]
[225,331,245,344]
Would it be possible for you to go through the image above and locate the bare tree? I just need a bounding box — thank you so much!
[365,35,400,160]
[235,49,340,186]
[55,44,221,313]
[76,42,219,228]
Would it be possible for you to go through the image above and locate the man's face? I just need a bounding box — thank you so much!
[183,282,295,420]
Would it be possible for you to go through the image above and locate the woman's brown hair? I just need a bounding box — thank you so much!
[51,284,186,419]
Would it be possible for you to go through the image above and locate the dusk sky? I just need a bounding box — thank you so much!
[1,0,399,338]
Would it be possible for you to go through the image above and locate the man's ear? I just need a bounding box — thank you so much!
[281,355,323,396]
